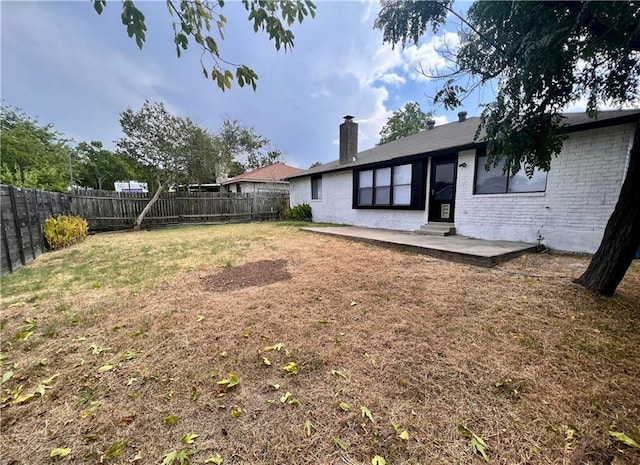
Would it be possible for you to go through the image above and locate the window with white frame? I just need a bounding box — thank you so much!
[474,153,547,194]
[311,175,322,200]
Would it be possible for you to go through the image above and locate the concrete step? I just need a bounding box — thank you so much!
[416,223,456,236]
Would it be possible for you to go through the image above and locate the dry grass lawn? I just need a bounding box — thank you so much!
[1,223,639,465]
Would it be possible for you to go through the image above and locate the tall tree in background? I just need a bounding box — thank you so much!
[76,141,148,190]
[216,119,281,174]
[0,105,75,193]
[116,100,219,230]
[378,101,433,145]
[93,0,316,91]
[375,0,640,296]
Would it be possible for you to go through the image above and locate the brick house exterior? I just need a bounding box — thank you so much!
[288,110,639,253]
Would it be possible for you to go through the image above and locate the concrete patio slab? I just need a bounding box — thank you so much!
[301,226,538,267]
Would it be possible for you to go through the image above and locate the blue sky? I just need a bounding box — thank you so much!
[2,0,487,169]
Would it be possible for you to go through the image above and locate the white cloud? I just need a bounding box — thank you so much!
[433,115,449,126]
[378,73,406,86]
[401,32,461,81]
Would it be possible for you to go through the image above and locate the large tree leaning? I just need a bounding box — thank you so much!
[116,101,193,231]
[375,0,640,295]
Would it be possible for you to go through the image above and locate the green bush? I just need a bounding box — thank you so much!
[283,203,312,222]
[43,215,89,250]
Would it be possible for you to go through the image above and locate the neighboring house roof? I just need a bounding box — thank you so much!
[222,163,304,185]
[288,109,640,180]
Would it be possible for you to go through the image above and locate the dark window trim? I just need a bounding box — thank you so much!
[311,174,322,200]
[352,159,426,210]
[473,149,548,195]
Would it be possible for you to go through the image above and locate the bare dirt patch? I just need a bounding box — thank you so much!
[1,223,639,465]
[203,259,291,292]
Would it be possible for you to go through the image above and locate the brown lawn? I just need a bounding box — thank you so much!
[0,223,638,465]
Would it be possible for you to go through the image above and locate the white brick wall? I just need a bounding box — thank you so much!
[290,171,427,229]
[290,123,635,253]
[455,123,634,252]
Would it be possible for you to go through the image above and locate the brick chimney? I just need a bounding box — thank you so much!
[339,115,358,164]
[427,119,436,130]
[458,111,467,122]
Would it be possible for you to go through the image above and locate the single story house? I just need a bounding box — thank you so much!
[287,110,640,253]
[222,162,303,194]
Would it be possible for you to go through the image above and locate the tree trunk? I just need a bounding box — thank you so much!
[574,123,640,296]
[133,178,171,232]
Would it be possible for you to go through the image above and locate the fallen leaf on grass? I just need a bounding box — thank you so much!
[304,419,314,436]
[609,431,640,449]
[361,406,375,423]
[81,401,102,419]
[262,356,271,366]
[331,369,347,379]
[263,343,284,352]
[50,447,71,458]
[338,402,350,412]
[333,437,347,450]
[98,364,114,373]
[393,423,409,440]
[161,449,194,465]
[457,423,489,462]
[217,373,239,389]
[102,441,128,460]
[12,373,59,405]
[181,433,198,444]
[204,454,223,464]
[196,315,205,322]
[371,456,387,465]
[283,362,298,375]
[231,405,242,418]
[1,371,13,385]
[164,415,180,426]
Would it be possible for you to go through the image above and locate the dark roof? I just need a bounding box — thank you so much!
[288,109,640,179]
[222,163,303,185]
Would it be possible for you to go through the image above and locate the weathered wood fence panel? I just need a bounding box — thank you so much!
[1,185,71,276]
[70,189,289,231]
[1,185,289,276]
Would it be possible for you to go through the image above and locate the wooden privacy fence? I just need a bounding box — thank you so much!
[1,185,71,276]
[1,185,289,276]
[70,189,290,231]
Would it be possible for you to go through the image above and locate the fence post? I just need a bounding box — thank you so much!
[1,209,13,273]
[21,188,37,261]
[8,186,26,266]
